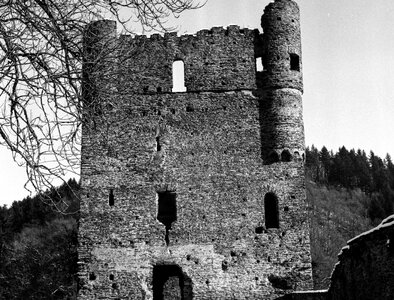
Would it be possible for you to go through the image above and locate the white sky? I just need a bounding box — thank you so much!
[1,0,394,206]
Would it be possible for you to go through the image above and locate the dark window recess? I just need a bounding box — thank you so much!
[109,274,114,280]
[255,226,264,234]
[281,150,292,162]
[156,137,162,152]
[268,151,280,164]
[293,151,301,160]
[290,53,300,71]
[221,261,228,271]
[89,272,96,280]
[109,189,115,206]
[264,193,279,228]
[157,191,177,246]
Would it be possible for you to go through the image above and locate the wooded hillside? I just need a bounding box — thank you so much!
[1,147,393,297]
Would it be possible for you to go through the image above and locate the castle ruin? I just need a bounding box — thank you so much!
[77,0,313,299]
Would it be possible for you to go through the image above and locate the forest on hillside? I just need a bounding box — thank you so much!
[306,146,394,225]
[0,147,393,298]
[0,179,79,299]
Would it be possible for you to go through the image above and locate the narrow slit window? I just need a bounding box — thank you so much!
[109,189,115,206]
[290,53,300,71]
[264,193,279,228]
[256,57,264,72]
[172,60,186,92]
[156,136,161,152]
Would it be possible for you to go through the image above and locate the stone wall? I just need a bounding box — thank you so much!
[78,0,312,299]
[276,290,328,300]
[277,216,394,300]
[327,215,394,300]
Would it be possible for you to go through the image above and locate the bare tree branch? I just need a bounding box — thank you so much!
[0,0,203,211]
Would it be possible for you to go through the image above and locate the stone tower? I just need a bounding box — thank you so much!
[77,0,313,299]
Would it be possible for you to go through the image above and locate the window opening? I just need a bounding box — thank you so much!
[281,150,292,162]
[256,57,264,72]
[172,60,186,92]
[264,193,279,228]
[268,151,280,164]
[157,191,177,246]
[109,189,115,206]
[156,136,162,152]
[290,53,300,71]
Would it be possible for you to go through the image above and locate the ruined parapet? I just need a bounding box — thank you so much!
[117,25,258,95]
[259,0,305,163]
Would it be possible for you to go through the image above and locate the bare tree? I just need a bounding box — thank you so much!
[0,0,202,209]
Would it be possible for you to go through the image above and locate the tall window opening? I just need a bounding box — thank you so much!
[290,53,300,71]
[109,189,115,206]
[256,57,264,72]
[157,191,177,245]
[264,193,279,228]
[172,60,186,92]
[156,136,162,152]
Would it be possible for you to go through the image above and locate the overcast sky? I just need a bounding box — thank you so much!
[1,0,394,206]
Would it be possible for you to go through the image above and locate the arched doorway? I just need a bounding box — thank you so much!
[152,265,193,300]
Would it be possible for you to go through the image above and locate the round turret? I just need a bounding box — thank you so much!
[261,0,302,91]
[260,0,305,163]
[82,20,117,116]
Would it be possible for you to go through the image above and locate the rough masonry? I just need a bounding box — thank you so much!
[78,0,313,299]
[278,215,394,300]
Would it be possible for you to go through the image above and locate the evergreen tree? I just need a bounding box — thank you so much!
[319,146,331,183]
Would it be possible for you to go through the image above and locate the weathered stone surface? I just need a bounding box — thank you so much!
[78,0,312,299]
[327,216,394,300]
[279,216,394,300]
[275,290,328,300]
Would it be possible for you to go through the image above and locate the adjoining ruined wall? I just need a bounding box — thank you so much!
[327,215,394,300]
[277,216,394,300]
[78,0,312,299]
[275,290,328,300]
